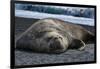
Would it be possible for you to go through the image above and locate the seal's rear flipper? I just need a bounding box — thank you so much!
[78,40,86,50]
[69,38,86,50]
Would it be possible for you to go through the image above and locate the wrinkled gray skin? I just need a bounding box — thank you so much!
[15,18,94,54]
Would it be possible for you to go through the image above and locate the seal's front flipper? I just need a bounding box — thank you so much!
[69,38,86,50]
[77,40,86,50]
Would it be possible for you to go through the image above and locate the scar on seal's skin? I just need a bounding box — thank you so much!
[15,18,94,53]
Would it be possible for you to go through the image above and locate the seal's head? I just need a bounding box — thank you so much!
[36,31,69,53]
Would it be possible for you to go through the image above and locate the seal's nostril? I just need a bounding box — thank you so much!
[59,36,62,39]
[54,36,62,40]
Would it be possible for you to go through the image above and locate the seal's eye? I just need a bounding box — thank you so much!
[35,31,45,38]
[46,37,52,42]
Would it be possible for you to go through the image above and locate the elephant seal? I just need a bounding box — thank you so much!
[15,18,94,53]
